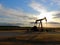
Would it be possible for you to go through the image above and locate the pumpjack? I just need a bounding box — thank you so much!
[34,17,47,32]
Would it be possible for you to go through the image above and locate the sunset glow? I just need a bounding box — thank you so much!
[0,0,60,27]
[37,12,53,22]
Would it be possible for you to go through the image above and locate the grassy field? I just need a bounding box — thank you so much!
[16,32,60,45]
[0,26,60,45]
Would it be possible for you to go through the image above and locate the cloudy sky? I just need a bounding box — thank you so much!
[0,0,60,27]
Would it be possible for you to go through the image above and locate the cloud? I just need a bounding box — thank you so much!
[29,1,58,21]
[52,0,60,6]
[47,22,60,27]
[41,0,48,3]
[39,0,60,6]
[30,21,60,27]
[28,1,60,27]
[0,4,2,9]
[48,22,60,24]
[29,0,60,27]
[30,20,60,25]
[29,1,60,19]
[53,12,60,18]
[29,1,47,13]
[0,0,60,27]
[0,22,24,26]
[30,22,35,24]
[0,3,38,26]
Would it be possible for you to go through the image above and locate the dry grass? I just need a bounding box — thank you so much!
[16,32,60,41]
[16,32,60,45]
[0,28,60,45]
[0,42,16,45]
[34,32,60,41]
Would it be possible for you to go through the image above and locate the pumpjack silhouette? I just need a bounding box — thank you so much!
[31,17,47,32]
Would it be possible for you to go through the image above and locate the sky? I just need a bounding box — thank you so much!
[0,0,60,27]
